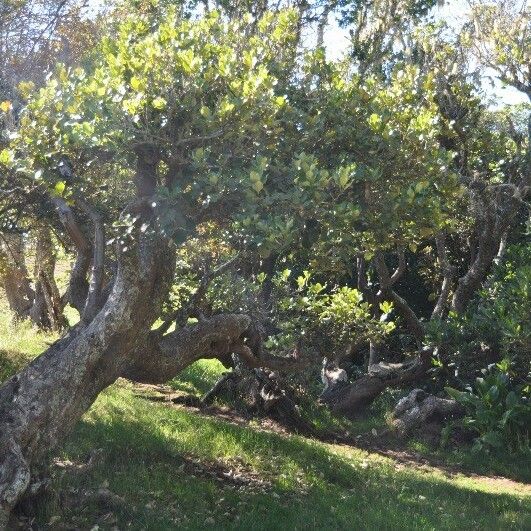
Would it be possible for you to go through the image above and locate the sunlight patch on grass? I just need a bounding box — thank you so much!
[0,300,58,382]
[168,358,226,396]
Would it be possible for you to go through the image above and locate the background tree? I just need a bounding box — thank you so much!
[0,0,99,328]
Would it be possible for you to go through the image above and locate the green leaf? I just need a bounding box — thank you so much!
[54,181,66,195]
[415,181,428,193]
[368,113,382,130]
[480,431,503,448]
[152,97,167,110]
[505,391,519,408]
[281,269,291,281]
[445,386,467,401]
[0,149,13,165]
[252,180,263,193]
[220,100,235,115]
[130,77,142,91]
[379,301,393,314]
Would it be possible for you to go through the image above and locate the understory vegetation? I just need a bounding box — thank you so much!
[0,304,529,529]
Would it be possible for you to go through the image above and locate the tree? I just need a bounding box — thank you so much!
[0,1,529,522]
[464,0,530,100]
[0,0,99,327]
[220,9,529,412]
[0,233,34,320]
[0,8,305,523]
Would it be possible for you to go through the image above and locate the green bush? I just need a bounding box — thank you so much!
[445,360,530,454]
[429,244,530,381]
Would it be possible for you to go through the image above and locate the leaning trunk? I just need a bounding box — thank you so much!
[320,349,432,416]
[0,223,175,526]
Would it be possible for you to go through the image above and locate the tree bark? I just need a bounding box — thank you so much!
[452,180,527,313]
[29,225,65,331]
[53,197,92,315]
[451,214,499,313]
[392,388,462,437]
[319,348,432,417]
[0,233,34,320]
[431,232,456,320]
[0,217,175,526]
[373,250,424,342]
[0,152,177,525]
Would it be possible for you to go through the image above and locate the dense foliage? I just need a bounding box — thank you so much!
[446,360,530,453]
[430,245,531,380]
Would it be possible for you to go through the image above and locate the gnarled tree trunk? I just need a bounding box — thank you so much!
[0,152,282,526]
[0,217,175,526]
[392,388,462,437]
[29,225,66,331]
[0,220,261,526]
[0,233,34,320]
[319,348,432,417]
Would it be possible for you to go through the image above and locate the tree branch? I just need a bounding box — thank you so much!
[431,232,456,320]
[51,197,91,254]
[123,314,251,383]
[52,197,92,314]
[374,251,424,341]
[155,254,239,336]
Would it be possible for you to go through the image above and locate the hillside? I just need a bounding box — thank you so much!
[1,302,529,530]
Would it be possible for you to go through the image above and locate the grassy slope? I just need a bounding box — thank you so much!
[0,302,530,530]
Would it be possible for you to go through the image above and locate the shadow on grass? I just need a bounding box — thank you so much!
[405,437,531,484]
[46,386,530,530]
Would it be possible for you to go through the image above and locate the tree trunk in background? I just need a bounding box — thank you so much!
[320,348,432,416]
[451,216,500,314]
[52,197,92,315]
[29,226,66,331]
[0,234,34,320]
[368,341,381,367]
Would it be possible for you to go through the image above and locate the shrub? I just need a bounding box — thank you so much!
[429,244,530,381]
[445,360,530,454]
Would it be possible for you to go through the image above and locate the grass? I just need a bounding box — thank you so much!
[168,358,228,396]
[1,298,530,530]
[51,384,529,530]
[405,438,531,485]
[0,302,58,381]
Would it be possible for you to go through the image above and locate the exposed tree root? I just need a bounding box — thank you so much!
[173,367,319,437]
